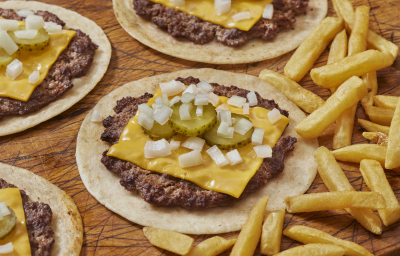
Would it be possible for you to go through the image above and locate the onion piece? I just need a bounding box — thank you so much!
[25,15,45,30]
[151,103,157,110]
[160,80,186,96]
[90,108,102,123]
[234,118,253,135]
[144,139,172,158]
[208,92,220,106]
[0,20,18,31]
[197,88,205,94]
[247,91,258,106]
[29,70,40,84]
[183,84,198,94]
[44,22,59,29]
[162,92,170,106]
[220,127,234,138]
[262,4,274,19]
[197,80,213,93]
[182,137,205,151]
[227,95,246,108]
[0,243,13,254]
[155,96,166,107]
[169,139,181,150]
[268,108,281,124]
[171,0,185,6]
[206,145,229,167]
[219,110,232,126]
[180,92,195,103]
[226,149,243,165]
[14,29,38,39]
[138,112,154,130]
[6,59,23,80]
[46,25,62,34]
[138,103,154,118]
[217,121,229,137]
[232,12,251,22]
[253,145,272,158]
[179,150,204,168]
[0,202,11,217]
[0,30,18,55]
[251,127,264,145]
[179,103,193,120]
[196,105,203,116]
[169,96,181,107]
[216,103,229,111]
[231,118,236,125]
[153,105,173,125]
[16,9,35,17]
[194,93,209,105]
[214,0,231,15]
[243,103,249,114]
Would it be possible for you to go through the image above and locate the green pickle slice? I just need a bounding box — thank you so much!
[8,26,50,51]
[203,113,254,151]
[169,102,217,136]
[142,122,176,140]
[0,207,16,240]
[0,48,19,68]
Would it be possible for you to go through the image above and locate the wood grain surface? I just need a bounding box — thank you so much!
[1,0,400,255]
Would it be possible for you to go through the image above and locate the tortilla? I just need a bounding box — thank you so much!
[0,1,111,137]
[76,68,319,234]
[0,162,83,256]
[113,0,327,64]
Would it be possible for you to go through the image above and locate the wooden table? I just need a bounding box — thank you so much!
[1,0,400,255]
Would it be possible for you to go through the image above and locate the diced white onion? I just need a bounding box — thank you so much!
[182,137,205,151]
[169,96,180,107]
[231,118,236,125]
[196,105,203,116]
[46,25,62,34]
[151,103,157,110]
[197,80,214,93]
[171,0,185,6]
[253,145,272,158]
[216,103,229,111]
[206,145,229,167]
[160,80,186,96]
[91,108,102,123]
[252,127,264,145]
[243,103,249,114]
[0,202,11,217]
[179,150,204,168]
[14,29,38,39]
[214,0,231,15]
[44,22,59,29]
[217,121,229,137]
[247,91,258,106]
[0,30,18,55]
[144,139,172,158]
[220,110,232,126]
[138,112,154,130]
[139,103,154,118]
[208,92,220,106]
[262,4,274,19]
[234,118,253,135]
[0,243,13,254]
[232,11,251,22]
[180,92,195,103]
[226,149,243,165]
[0,20,18,31]
[227,95,246,108]
[183,84,198,94]
[162,92,169,106]
[28,70,40,84]
[25,15,45,30]
[268,108,281,124]
[6,59,23,80]
[155,96,166,107]
[197,88,205,94]
[195,93,209,106]
[169,139,181,150]
[153,105,173,125]
[180,103,193,120]
[220,126,234,138]
[17,9,35,17]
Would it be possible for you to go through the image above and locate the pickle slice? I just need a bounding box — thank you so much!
[169,102,217,136]
[0,207,16,240]
[142,121,176,140]
[0,48,19,68]
[8,26,50,51]
[203,113,254,151]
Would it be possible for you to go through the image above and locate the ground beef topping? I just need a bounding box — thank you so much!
[133,0,308,46]
[0,179,54,256]
[100,77,296,210]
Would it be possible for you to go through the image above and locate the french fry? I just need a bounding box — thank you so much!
[274,244,345,256]
[362,132,388,146]
[260,209,285,255]
[230,195,269,256]
[185,236,236,256]
[360,160,400,226]
[258,70,325,113]
[285,191,386,213]
[295,76,367,139]
[314,147,382,234]
[374,95,398,109]
[332,106,357,149]
[332,0,354,32]
[143,227,194,255]
[358,119,389,135]
[331,144,386,166]
[328,30,348,94]
[310,50,394,89]
[364,105,394,126]
[284,17,344,82]
[360,71,378,108]
[283,226,373,256]
[386,99,400,169]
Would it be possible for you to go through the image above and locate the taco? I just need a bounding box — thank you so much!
[113,0,327,64]
[0,1,111,137]
[76,68,318,234]
[0,162,82,256]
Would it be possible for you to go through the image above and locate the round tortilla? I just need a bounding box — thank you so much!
[0,162,83,256]
[0,1,111,137]
[76,68,319,234]
[113,0,327,64]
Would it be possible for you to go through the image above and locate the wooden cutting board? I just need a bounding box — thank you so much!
[1,0,400,255]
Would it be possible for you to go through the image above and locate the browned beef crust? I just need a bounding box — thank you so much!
[0,10,98,119]
[100,77,296,209]
[0,179,54,256]
[133,0,308,46]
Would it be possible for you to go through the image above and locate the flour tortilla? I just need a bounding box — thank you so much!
[0,162,83,256]
[0,1,111,137]
[76,69,319,234]
[113,0,327,64]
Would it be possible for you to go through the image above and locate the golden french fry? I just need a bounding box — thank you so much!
[362,132,388,146]
[314,146,382,235]
[274,244,345,256]
[185,236,236,256]
[230,195,269,256]
[360,160,400,226]
[295,76,367,139]
[331,144,386,166]
[364,105,394,126]
[258,70,325,114]
[260,209,285,255]
[374,95,398,109]
[360,71,378,109]
[386,99,400,169]
[329,30,348,94]
[333,106,357,149]
[283,226,373,256]
[311,50,394,89]
[284,17,344,82]
[143,227,194,255]
[348,6,369,56]
[358,119,389,135]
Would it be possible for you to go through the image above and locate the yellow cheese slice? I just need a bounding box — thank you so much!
[149,0,273,31]
[0,188,31,256]
[108,89,289,198]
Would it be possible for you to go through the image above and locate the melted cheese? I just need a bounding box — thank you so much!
[149,0,273,31]
[108,89,289,198]
[0,188,31,256]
